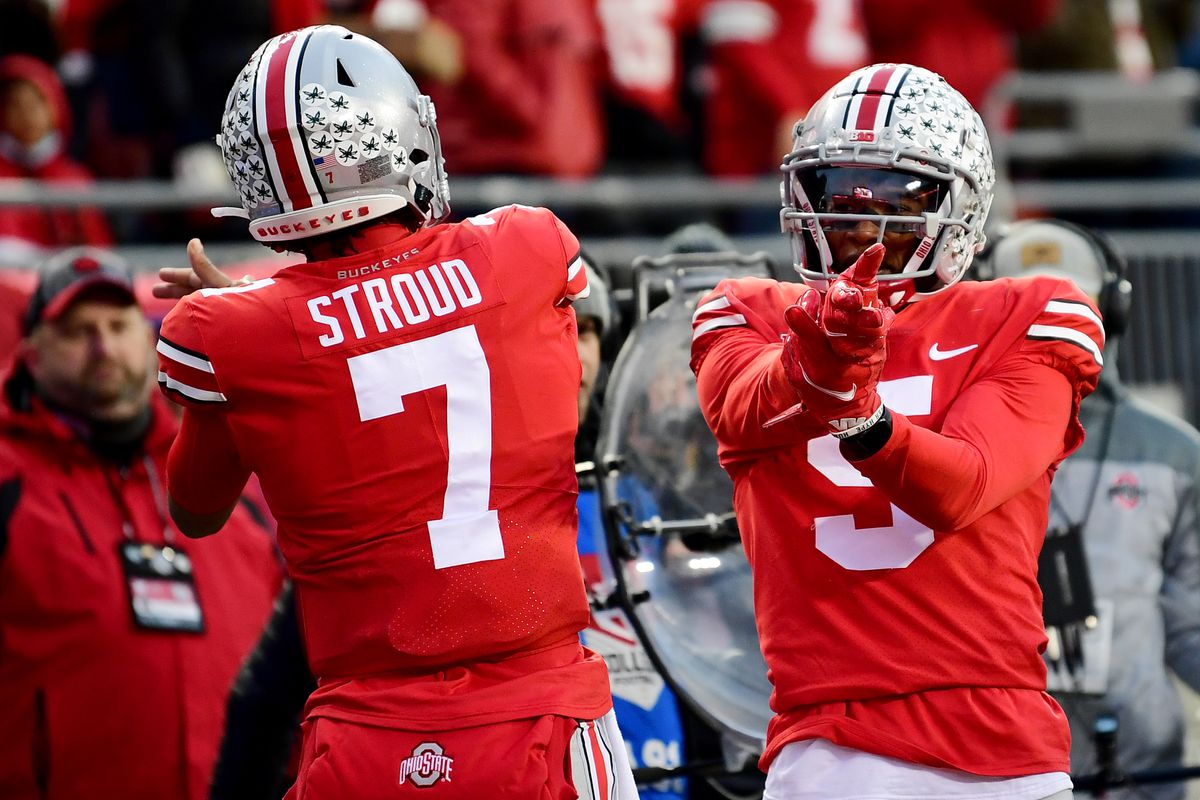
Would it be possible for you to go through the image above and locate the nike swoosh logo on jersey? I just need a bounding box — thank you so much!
[800,365,857,402]
[928,343,979,361]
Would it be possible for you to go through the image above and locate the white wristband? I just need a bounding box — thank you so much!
[830,403,885,440]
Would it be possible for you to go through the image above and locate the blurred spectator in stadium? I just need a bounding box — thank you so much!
[0,268,34,366]
[207,577,311,799]
[1018,0,1186,80]
[861,0,1059,110]
[574,258,689,800]
[1007,1,1198,203]
[1180,1,1200,69]
[0,247,282,800]
[55,0,322,182]
[659,221,738,262]
[700,0,869,176]
[0,0,60,65]
[594,0,704,171]
[421,0,606,176]
[574,258,618,454]
[324,0,465,86]
[0,55,113,266]
[980,219,1200,800]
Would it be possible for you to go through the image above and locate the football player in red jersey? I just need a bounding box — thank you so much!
[690,64,1103,799]
[153,26,637,800]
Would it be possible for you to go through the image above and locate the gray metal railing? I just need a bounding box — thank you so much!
[1115,233,1200,423]
[1,174,1198,214]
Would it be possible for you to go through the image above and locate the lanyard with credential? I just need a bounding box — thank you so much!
[104,454,205,633]
[1041,399,1117,689]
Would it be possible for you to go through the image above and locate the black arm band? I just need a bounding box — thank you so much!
[839,406,893,462]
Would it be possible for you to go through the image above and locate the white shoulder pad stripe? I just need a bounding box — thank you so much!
[567,255,584,281]
[157,338,214,374]
[1043,299,1106,343]
[199,278,276,297]
[692,313,748,341]
[158,372,227,402]
[565,284,592,302]
[1027,324,1105,367]
[692,294,732,323]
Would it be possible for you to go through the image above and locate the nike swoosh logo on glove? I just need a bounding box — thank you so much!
[800,365,857,402]
[928,343,979,361]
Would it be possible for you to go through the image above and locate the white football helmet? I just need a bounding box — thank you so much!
[781,63,995,309]
[213,25,450,244]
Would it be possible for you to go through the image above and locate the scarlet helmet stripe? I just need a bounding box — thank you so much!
[257,30,318,212]
[851,64,905,132]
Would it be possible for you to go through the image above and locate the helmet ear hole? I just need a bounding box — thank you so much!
[336,59,356,87]
[413,185,433,211]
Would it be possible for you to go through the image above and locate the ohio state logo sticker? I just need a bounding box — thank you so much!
[1108,471,1146,510]
[398,742,454,788]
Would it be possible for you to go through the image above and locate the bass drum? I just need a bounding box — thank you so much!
[596,254,774,766]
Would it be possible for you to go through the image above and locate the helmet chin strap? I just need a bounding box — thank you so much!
[893,192,955,296]
[788,179,833,280]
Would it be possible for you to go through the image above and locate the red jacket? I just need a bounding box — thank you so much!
[0,374,283,800]
[0,55,112,262]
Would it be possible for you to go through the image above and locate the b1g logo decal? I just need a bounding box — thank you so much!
[399,742,454,787]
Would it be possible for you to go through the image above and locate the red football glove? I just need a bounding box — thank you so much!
[780,244,894,437]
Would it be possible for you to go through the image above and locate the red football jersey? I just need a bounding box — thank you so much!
[157,205,611,726]
[691,275,1104,776]
[702,0,870,175]
[594,0,704,130]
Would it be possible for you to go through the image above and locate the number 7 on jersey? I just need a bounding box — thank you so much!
[347,326,504,569]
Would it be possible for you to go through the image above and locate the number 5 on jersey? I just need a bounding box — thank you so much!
[807,376,934,571]
[347,326,504,569]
